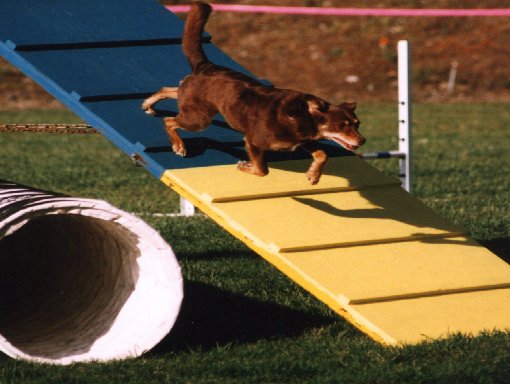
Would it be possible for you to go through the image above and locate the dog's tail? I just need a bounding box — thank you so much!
[182,1,213,73]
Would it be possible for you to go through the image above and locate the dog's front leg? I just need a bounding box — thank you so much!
[142,87,179,115]
[164,117,187,157]
[302,143,328,185]
[237,140,269,177]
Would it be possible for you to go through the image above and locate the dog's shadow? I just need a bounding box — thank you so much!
[184,137,248,160]
[292,193,458,235]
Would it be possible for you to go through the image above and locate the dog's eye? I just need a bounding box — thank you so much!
[345,119,359,128]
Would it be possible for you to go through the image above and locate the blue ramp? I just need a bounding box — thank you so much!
[0,0,348,178]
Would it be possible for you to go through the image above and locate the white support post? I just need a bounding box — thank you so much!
[179,196,196,216]
[398,40,412,192]
[359,40,413,192]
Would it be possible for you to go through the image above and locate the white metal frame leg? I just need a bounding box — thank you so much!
[179,196,195,216]
[359,40,412,193]
[398,40,412,193]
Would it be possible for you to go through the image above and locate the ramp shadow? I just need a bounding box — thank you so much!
[150,280,337,354]
[479,238,510,264]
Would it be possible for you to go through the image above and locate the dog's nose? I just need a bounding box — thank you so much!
[359,136,366,146]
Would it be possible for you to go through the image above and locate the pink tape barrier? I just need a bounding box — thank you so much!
[166,4,510,17]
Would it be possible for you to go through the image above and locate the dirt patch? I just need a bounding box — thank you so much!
[2,0,510,110]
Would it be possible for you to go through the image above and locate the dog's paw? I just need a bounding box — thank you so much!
[172,143,187,157]
[306,171,321,185]
[141,101,156,116]
[237,161,268,177]
[237,161,253,172]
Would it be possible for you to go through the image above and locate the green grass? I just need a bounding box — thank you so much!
[0,104,509,383]
[0,110,180,213]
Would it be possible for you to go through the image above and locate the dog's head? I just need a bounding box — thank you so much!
[285,94,366,150]
[305,95,366,150]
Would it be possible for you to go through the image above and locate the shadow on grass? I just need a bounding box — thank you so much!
[480,238,510,265]
[173,249,259,262]
[150,280,337,354]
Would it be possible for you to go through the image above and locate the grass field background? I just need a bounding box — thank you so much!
[0,103,509,383]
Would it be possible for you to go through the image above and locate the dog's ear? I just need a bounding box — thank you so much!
[340,101,357,112]
[283,96,309,118]
[304,94,330,114]
[283,94,329,119]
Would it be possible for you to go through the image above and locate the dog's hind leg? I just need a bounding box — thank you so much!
[164,107,214,157]
[237,140,269,177]
[302,143,328,185]
[142,87,179,115]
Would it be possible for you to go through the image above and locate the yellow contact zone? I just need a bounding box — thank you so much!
[160,159,510,345]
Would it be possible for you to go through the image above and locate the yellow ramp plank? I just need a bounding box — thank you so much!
[164,159,464,252]
[286,237,510,305]
[187,186,464,252]
[165,156,401,202]
[350,288,510,344]
[161,158,510,345]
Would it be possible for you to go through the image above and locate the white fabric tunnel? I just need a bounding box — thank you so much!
[0,180,183,364]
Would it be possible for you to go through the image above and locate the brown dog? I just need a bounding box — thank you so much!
[142,1,365,184]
